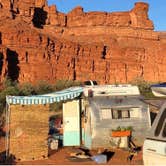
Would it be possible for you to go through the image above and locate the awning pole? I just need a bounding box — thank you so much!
[5,97,10,159]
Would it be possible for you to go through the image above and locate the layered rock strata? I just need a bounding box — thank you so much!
[0,0,165,84]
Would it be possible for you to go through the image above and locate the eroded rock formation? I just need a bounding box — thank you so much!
[0,0,165,84]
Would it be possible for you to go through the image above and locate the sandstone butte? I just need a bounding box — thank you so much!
[0,0,166,85]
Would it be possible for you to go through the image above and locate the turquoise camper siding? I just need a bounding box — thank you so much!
[64,131,80,146]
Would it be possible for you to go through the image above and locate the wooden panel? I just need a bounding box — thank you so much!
[9,104,49,161]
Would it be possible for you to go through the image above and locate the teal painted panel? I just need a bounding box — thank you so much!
[63,131,80,146]
[84,133,92,149]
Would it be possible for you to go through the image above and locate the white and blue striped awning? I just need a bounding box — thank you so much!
[6,86,83,105]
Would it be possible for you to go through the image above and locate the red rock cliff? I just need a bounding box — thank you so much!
[0,0,165,84]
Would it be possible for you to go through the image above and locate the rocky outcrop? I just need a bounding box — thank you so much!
[65,2,153,30]
[0,0,165,84]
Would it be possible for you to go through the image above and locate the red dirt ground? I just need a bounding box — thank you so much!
[0,136,143,165]
[18,148,143,165]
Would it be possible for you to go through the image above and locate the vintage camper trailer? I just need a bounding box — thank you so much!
[63,84,151,149]
[82,96,151,149]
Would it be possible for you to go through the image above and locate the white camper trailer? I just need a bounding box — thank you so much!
[63,84,151,149]
[83,95,151,149]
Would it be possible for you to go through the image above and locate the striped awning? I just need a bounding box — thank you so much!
[6,86,83,105]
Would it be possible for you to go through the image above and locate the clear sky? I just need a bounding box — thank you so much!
[48,0,165,31]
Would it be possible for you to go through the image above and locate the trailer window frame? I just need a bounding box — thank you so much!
[100,108,112,120]
[111,109,130,119]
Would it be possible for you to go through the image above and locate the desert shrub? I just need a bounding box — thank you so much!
[129,77,154,98]
[0,85,19,114]
[54,79,81,91]
[18,83,36,96]
[34,80,54,95]
[2,77,18,88]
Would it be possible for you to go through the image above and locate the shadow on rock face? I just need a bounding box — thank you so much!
[32,8,47,29]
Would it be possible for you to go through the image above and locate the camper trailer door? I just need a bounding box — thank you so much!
[63,100,81,146]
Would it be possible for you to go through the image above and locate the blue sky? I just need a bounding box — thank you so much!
[48,0,165,31]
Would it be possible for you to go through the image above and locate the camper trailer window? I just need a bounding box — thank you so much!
[100,108,112,120]
[112,109,130,119]
[122,110,130,118]
[130,107,140,118]
[84,81,92,85]
[93,81,98,85]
